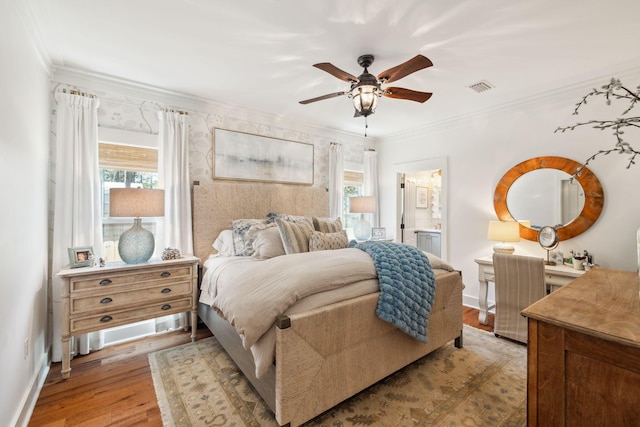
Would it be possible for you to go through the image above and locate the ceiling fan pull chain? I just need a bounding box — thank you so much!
[364,116,368,137]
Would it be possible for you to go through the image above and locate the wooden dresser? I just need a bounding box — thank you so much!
[522,267,640,426]
[57,255,199,378]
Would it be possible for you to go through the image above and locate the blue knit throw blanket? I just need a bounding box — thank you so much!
[351,241,436,342]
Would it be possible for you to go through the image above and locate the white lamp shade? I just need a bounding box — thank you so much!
[487,221,520,242]
[110,188,165,218]
[487,221,520,254]
[349,196,376,214]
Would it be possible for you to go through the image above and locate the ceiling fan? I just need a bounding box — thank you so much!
[299,54,433,118]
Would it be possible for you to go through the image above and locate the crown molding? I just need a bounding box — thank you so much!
[52,66,372,145]
[384,63,640,143]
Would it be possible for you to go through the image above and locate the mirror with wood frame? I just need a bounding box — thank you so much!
[494,156,604,242]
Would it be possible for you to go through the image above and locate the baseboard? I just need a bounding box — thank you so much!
[462,295,494,312]
[12,351,50,427]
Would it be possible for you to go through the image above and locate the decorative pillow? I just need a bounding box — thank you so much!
[266,212,313,226]
[275,217,314,254]
[212,229,235,256]
[231,218,269,256]
[312,217,343,233]
[309,230,349,252]
[251,226,286,259]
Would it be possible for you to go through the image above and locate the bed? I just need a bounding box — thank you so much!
[193,180,464,427]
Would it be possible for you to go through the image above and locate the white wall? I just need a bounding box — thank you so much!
[0,1,51,425]
[378,69,640,308]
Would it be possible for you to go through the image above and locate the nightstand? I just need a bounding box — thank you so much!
[56,255,199,378]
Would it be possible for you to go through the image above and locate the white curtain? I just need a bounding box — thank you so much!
[157,111,192,331]
[51,93,103,361]
[329,142,344,219]
[363,149,379,227]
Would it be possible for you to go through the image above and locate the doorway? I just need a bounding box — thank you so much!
[394,157,447,260]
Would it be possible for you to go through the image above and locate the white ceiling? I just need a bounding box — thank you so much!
[22,0,640,138]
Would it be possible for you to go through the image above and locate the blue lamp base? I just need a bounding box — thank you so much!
[118,218,155,264]
[353,215,372,241]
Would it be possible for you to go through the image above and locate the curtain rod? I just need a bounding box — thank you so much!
[62,88,97,98]
[162,108,189,115]
[54,84,192,114]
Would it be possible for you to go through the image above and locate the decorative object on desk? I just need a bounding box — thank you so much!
[538,226,560,265]
[350,195,376,240]
[487,220,520,254]
[162,247,181,260]
[99,257,106,267]
[68,246,94,269]
[550,250,564,265]
[570,249,587,270]
[109,188,165,264]
[416,186,429,208]
[371,227,386,240]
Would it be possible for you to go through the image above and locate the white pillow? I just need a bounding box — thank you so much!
[252,226,286,259]
[212,229,235,256]
[231,218,269,256]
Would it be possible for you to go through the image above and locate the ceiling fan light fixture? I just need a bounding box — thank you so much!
[299,53,433,121]
[351,84,380,117]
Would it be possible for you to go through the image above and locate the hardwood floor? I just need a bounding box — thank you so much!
[29,307,494,426]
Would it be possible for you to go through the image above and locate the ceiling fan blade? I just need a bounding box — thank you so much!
[313,63,358,83]
[299,91,348,104]
[377,55,433,83]
[383,87,433,103]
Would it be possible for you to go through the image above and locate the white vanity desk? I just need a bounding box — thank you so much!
[474,255,586,325]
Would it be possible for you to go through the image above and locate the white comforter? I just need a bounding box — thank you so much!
[199,247,454,378]
[200,248,377,349]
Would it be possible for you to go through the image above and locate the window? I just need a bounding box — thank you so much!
[97,129,175,345]
[98,129,159,262]
[343,169,363,237]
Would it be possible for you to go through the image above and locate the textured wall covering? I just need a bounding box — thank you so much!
[51,82,370,191]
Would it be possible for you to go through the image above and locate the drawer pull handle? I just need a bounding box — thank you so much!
[99,279,113,286]
[161,304,171,310]
[161,288,172,294]
[160,272,171,278]
[100,297,113,304]
[100,315,113,323]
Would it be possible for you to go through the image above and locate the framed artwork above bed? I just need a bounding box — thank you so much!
[213,128,314,185]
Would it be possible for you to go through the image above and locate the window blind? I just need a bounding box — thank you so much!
[99,143,158,172]
[344,170,363,186]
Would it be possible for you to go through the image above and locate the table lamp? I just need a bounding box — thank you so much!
[350,196,376,240]
[487,220,520,254]
[109,188,165,264]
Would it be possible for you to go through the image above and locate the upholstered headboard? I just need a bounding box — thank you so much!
[192,181,329,263]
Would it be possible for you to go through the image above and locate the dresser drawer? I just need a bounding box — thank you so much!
[70,281,192,314]
[70,297,193,334]
[70,265,192,292]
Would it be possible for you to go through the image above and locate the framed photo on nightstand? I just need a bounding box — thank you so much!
[68,246,94,268]
[371,227,386,240]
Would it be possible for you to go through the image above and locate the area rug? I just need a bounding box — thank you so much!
[148,325,526,426]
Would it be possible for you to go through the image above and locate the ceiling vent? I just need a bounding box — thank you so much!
[468,80,494,93]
